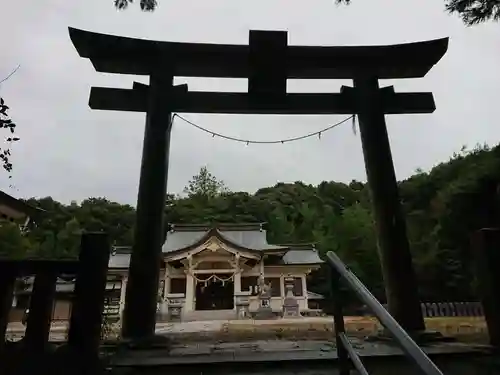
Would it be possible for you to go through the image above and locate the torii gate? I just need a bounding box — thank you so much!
[69,27,448,340]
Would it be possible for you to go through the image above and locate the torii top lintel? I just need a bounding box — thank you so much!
[68,27,448,80]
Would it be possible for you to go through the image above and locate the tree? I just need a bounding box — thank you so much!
[56,218,83,258]
[114,0,157,11]
[0,66,21,176]
[183,166,228,199]
[0,220,31,258]
[113,0,499,26]
[445,0,500,25]
[1,141,499,306]
[335,0,499,26]
[0,98,19,175]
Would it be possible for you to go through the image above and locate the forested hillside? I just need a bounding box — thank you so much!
[1,143,499,303]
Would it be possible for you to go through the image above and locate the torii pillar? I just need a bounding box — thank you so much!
[352,79,425,332]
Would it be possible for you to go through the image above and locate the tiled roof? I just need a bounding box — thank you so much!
[162,226,287,253]
[0,191,44,220]
[307,291,325,300]
[108,223,323,269]
[281,249,323,265]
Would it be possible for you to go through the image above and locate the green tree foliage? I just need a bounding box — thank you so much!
[0,220,31,258]
[183,166,229,199]
[6,144,500,302]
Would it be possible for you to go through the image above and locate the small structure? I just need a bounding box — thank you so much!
[235,292,251,319]
[10,276,122,322]
[0,190,43,229]
[165,294,184,322]
[255,275,274,320]
[306,291,324,311]
[107,223,323,321]
[282,276,300,318]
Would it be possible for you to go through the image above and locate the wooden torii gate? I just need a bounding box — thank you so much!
[69,27,448,340]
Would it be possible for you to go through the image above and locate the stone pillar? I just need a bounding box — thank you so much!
[119,275,128,320]
[280,274,285,298]
[282,276,300,318]
[301,274,307,312]
[234,266,241,309]
[122,70,174,340]
[353,77,424,333]
[164,266,170,297]
[159,269,170,320]
[184,273,194,312]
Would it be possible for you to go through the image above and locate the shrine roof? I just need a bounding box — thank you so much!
[0,190,45,220]
[281,250,323,265]
[162,223,287,253]
[107,223,324,268]
[307,291,325,300]
[108,252,132,269]
[69,27,448,79]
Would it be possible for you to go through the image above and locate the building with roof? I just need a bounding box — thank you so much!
[0,190,43,228]
[109,223,324,320]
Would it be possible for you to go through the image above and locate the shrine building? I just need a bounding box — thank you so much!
[0,190,43,228]
[109,223,324,320]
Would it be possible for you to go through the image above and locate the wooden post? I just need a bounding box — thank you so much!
[472,228,500,348]
[0,265,15,356]
[23,270,57,350]
[353,77,425,333]
[67,232,110,356]
[329,267,350,375]
[122,70,174,340]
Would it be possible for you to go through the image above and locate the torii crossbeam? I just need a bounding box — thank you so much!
[69,26,448,341]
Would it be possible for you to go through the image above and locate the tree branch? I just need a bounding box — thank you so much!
[114,0,157,11]
[445,0,500,25]
[0,65,21,177]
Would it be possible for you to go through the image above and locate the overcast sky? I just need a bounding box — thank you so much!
[0,0,499,205]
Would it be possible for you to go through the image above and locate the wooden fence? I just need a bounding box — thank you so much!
[0,232,111,371]
[378,302,484,318]
[420,302,484,318]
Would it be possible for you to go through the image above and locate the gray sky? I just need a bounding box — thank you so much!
[1,0,499,205]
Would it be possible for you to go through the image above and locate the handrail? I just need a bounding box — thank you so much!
[326,251,444,375]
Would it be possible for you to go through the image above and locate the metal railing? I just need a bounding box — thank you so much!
[326,251,444,375]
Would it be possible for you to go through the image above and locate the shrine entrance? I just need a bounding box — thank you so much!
[69,26,448,340]
[195,275,234,311]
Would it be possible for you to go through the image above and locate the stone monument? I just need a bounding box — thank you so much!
[235,291,251,319]
[166,294,185,322]
[283,276,300,318]
[255,276,274,319]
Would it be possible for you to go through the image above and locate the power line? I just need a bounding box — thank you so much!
[172,113,355,145]
[0,65,21,86]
